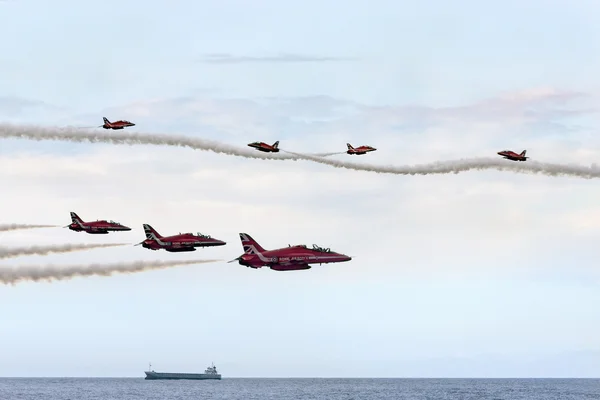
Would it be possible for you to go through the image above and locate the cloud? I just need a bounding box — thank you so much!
[0,96,75,127]
[198,52,357,64]
[95,95,359,138]
[353,87,597,137]
[0,96,56,116]
[100,87,596,133]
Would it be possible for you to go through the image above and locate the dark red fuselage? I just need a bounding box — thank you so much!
[102,117,135,130]
[230,233,351,271]
[67,212,131,234]
[346,143,376,155]
[497,149,528,161]
[248,140,279,153]
[138,224,226,252]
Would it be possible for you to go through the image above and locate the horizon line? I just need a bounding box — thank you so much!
[1,376,598,379]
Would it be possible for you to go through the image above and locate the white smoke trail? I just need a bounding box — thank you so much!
[0,123,323,160]
[0,224,58,232]
[313,151,345,157]
[284,151,600,179]
[0,259,221,285]
[6,123,598,179]
[0,243,127,260]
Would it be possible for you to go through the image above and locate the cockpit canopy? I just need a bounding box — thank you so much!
[108,220,119,224]
[289,244,332,253]
[311,244,331,253]
[195,233,212,239]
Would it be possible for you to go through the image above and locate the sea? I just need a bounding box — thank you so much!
[0,378,598,400]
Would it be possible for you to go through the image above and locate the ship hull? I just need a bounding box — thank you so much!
[144,371,221,380]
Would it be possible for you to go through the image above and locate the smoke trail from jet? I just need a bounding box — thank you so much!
[0,224,58,232]
[5,123,599,179]
[284,151,600,179]
[0,243,128,260]
[0,259,221,285]
[314,151,345,157]
[0,123,314,160]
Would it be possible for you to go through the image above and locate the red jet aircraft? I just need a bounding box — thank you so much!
[101,117,135,130]
[228,233,352,271]
[65,212,131,234]
[346,143,376,155]
[135,224,226,252]
[497,149,528,161]
[247,140,279,153]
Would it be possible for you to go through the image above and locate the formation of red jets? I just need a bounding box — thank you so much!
[246,140,378,155]
[99,115,528,162]
[99,115,527,162]
[85,116,527,271]
[99,116,379,156]
[65,212,351,271]
[245,139,529,162]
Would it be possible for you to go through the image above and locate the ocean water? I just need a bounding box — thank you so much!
[0,378,599,400]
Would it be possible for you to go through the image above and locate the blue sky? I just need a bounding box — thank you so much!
[0,0,600,377]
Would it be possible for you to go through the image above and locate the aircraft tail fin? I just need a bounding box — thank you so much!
[347,143,354,150]
[239,233,266,254]
[520,150,527,156]
[272,141,279,149]
[103,117,110,124]
[143,224,162,239]
[70,212,83,224]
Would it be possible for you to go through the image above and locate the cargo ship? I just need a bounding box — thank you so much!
[144,362,221,380]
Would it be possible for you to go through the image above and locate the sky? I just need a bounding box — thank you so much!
[0,0,599,378]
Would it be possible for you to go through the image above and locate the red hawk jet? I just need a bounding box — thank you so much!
[65,212,131,234]
[228,233,352,271]
[136,224,226,252]
[346,143,376,155]
[248,141,280,153]
[497,149,528,161]
[101,117,135,130]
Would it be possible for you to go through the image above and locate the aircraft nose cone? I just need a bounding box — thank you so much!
[123,226,132,231]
